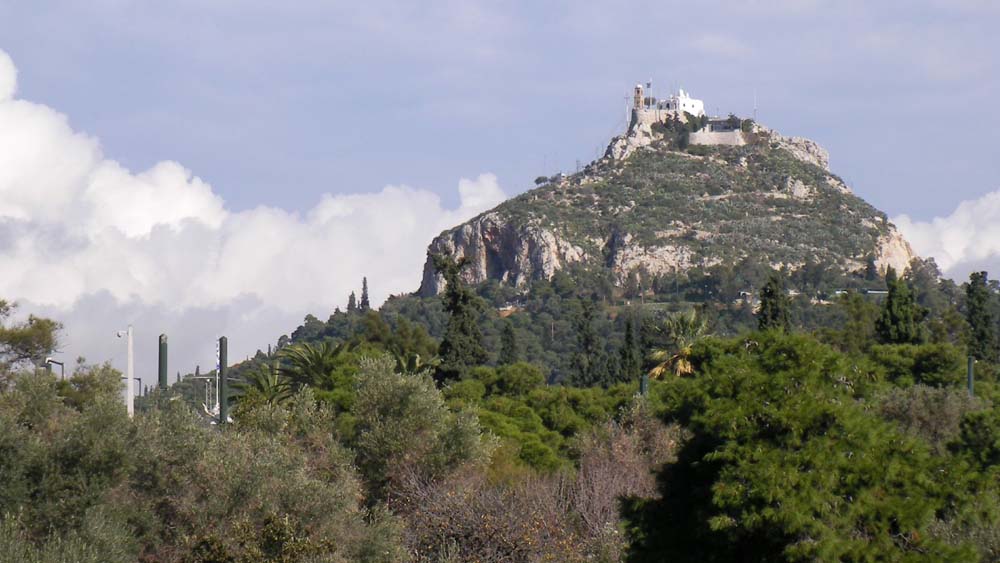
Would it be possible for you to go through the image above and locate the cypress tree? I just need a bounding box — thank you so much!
[966,271,997,361]
[757,272,791,331]
[864,256,879,281]
[347,291,358,313]
[433,255,487,384]
[572,297,611,387]
[619,315,641,384]
[498,321,518,365]
[360,277,371,312]
[875,267,926,344]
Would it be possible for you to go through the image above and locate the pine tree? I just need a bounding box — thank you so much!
[966,271,997,361]
[498,321,518,365]
[433,255,487,384]
[757,272,791,331]
[360,277,371,312]
[347,291,358,313]
[619,315,641,384]
[875,267,926,344]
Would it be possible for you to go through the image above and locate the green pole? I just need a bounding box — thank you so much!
[219,336,228,424]
[158,334,168,390]
[968,356,975,397]
[640,373,649,397]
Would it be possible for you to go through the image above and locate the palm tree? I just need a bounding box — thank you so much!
[648,309,709,378]
[277,341,353,389]
[234,363,292,405]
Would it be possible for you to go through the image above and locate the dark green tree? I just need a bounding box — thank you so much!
[756,272,790,331]
[619,315,641,384]
[864,255,879,281]
[498,321,518,365]
[825,291,878,355]
[965,271,997,362]
[360,277,371,312]
[876,267,926,344]
[347,291,358,313]
[571,298,611,387]
[433,255,488,384]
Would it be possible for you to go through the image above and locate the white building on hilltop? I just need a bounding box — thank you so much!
[621,82,744,151]
[632,84,706,117]
[660,88,705,117]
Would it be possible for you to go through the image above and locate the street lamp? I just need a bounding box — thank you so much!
[44,357,64,379]
[116,325,134,418]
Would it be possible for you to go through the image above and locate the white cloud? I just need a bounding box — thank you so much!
[0,50,506,370]
[893,189,1000,280]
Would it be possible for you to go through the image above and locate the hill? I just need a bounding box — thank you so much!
[419,115,914,296]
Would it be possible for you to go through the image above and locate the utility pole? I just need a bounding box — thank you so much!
[219,336,229,425]
[117,325,135,417]
[127,325,134,417]
[968,356,975,397]
[158,334,168,390]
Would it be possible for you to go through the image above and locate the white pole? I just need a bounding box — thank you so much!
[126,325,134,418]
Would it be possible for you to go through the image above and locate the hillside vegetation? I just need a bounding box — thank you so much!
[420,121,912,296]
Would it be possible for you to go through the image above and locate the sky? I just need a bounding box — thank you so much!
[0,0,998,377]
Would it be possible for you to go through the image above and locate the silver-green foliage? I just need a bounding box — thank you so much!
[352,356,496,499]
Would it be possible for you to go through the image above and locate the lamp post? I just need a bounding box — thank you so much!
[44,357,64,379]
[117,325,134,417]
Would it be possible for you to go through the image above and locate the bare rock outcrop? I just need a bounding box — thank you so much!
[605,119,655,160]
[874,229,917,275]
[418,212,586,296]
[755,124,830,171]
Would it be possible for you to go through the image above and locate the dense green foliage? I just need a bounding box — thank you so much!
[8,257,1000,561]
[757,272,791,331]
[967,271,997,362]
[433,256,488,383]
[876,266,927,344]
[624,332,990,562]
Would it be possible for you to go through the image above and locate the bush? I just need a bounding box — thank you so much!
[399,399,678,562]
[877,385,985,455]
[352,356,495,500]
[869,343,964,387]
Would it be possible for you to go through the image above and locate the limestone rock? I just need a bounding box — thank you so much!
[419,212,586,296]
[874,229,916,275]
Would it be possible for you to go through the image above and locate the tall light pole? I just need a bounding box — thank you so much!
[158,334,168,390]
[117,325,134,417]
[45,357,65,379]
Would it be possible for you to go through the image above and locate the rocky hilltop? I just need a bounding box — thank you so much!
[418,117,915,296]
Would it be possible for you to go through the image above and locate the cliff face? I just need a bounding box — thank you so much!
[418,120,916,296]
[420,212,587,296]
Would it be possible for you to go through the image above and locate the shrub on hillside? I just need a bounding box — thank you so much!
[352,356,495,501]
